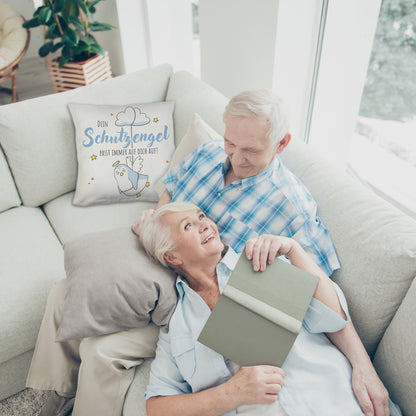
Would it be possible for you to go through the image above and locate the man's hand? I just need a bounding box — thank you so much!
[131,209,156,236]
[352,364,390,416]
[225,365,284,408]
[245,235,296,272]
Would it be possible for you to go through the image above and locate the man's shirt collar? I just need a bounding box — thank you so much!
[221,156,279,187]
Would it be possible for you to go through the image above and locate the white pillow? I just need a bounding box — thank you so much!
[69,101,175,206]
[155,113,223,195]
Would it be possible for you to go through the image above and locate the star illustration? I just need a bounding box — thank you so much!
[153,117,159,123]
[91,154,97,160]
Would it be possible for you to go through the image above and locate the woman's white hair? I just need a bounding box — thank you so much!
[140,201,200,267]
[223,89,290,145]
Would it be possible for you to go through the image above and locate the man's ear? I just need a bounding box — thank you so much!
[164,252,183,266]
[276,133,291,154]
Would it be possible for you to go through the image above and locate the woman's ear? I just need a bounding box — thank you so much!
[164,252,183,266]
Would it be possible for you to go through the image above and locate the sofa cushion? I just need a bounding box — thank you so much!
[56,228,177,341]
[373,277,416,416]
[0,206,65,364]
[69,101,175,206]
[0,145,20,212]
[166,70,228,146]
[0,64,173,207]
[155,113,222,195]
[280,141,416,356]
[43,192,155,244]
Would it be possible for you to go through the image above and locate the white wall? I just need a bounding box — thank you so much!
[147,0,194,72]
[199,0,280,98]
[109,0,150,75]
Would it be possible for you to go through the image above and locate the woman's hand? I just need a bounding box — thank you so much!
[245,235,297,271]
[225,365,284,407]
[131,209,156,236]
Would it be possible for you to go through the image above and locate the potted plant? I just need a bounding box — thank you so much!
[23,0,116,92]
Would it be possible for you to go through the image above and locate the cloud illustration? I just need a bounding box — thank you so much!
[115,106,150,127]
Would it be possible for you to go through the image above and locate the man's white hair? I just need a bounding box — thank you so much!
[140,202,200,267]
[223,89,290,145]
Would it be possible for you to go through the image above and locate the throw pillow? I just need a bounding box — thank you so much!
[56,227,178,342]
[69,101,175,206]
[155,113,223,195]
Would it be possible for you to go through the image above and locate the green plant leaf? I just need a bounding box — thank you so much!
[89,22,115,31]
[61,45,72,59]
[53,0,65,13]
[76,40,91,52]
[57,15,68,32]
[51,42,63,53]
[88,0,102,8]
[44,23,59,39]
[38,41,54,57]
[62,28,79,46]
[39,7,53,24]
[59,55,69,67]
[89,43,105,56]
[74,0,88,14]
[62,0,80,21]
[22,17,41,28]
[69,15,85,32]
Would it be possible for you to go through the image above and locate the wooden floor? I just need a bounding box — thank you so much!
[0,56,56,106]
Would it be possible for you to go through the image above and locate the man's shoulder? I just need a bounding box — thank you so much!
[268,158,316,210]
[197,139,224,153]
[192,139,225,162]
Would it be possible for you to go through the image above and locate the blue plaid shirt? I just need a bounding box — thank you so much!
[163,140,340,276]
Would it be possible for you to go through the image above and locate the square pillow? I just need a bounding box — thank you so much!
[56,227,178,342]
[155,112,223,195]
[69,101,175,206]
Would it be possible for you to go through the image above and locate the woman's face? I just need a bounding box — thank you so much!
[162,209,224,266]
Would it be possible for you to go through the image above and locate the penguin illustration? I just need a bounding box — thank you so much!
[113,162,150,197]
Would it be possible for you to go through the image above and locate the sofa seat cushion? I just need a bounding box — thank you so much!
[0,206,65,364]
[43,192,155,244]
[0,145,20,212]
[0,64,173,208]
[281,141,416,356]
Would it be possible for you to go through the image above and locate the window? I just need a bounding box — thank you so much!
[347,0,416,218]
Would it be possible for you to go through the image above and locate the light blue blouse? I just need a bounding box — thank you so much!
[145,248,399,415]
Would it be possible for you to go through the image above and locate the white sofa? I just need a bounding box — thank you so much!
[0,64,415,416]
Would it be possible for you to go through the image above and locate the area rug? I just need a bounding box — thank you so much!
[0,388,48,416]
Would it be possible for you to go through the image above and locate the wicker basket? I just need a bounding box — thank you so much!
[47,52,112,93]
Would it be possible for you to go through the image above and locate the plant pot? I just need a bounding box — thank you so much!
[47,52,112,93]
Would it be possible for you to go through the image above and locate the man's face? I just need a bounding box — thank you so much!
[224,116,279,179]
[163,209,224,267]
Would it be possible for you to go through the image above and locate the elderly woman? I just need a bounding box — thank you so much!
[140,202,400,416]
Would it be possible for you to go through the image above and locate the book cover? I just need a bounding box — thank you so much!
[198,255,319,367]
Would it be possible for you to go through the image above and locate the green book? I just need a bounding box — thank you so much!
[198,255,319,367]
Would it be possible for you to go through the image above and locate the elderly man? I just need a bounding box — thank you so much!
[134,89,338,276]
[28,90,388,416]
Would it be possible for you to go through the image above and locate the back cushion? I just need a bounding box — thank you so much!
[166,70,228,145]
[0,64,173,207]
[0,145,20,212]
[373,277,416,416]
[281,141,416,357]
